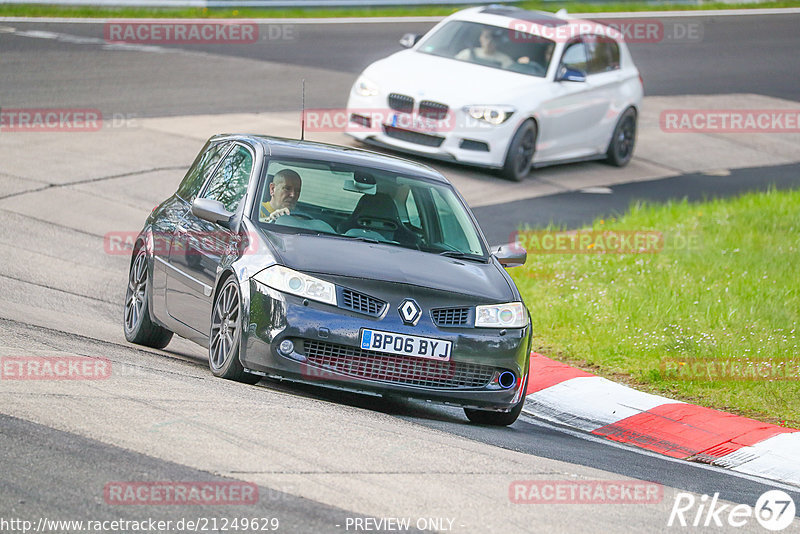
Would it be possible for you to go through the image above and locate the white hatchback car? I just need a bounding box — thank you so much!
[346,5,643,181]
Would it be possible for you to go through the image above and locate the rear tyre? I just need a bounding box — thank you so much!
[606,107,637,167]
[501,119,537,182]
[464,372,529,426]
[123,247,173,349]
[209,277,261,385]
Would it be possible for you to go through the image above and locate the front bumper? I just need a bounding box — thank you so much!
[345,92,518,169]
[241,279,531,411]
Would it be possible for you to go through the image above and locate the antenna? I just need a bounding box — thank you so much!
[300,79,305,141]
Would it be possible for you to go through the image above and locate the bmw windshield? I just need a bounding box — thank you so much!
[254,158,488,260]
[416,20,556,77]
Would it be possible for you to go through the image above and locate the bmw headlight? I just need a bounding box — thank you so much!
[353,76,380,97]
[253,265,337,306]
[463,105,515,125]
[475,302,528,328]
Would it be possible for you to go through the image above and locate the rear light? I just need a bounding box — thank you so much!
[639,73,644,89]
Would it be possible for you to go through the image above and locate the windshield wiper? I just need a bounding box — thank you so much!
[438,250,486,262]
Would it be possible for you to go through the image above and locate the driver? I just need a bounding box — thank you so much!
[260,169,302,223]
[456,28,514,69]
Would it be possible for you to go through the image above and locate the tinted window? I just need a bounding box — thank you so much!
[176,142,230,201]
[201,145,253,213]
[585,35,620,74]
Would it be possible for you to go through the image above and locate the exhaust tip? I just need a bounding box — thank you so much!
[498,371,516,389]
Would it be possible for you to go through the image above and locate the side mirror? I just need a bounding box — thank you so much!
[556,65,587,82]
[399,33,421,48]
[493,243,527,268]
[192,197,232,227]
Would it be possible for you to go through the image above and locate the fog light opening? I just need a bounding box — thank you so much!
[278,339,295,356]
[498,371,516,389]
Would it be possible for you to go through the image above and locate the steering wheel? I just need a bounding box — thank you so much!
[286,212,313,220]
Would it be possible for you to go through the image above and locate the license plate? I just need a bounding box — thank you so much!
[392,113,440,134]
[360,329,451,362]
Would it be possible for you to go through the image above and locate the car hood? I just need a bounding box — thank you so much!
[263,231,513,302]
[362,50,547,106]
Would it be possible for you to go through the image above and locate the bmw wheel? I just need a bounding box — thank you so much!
[123,247,173,349]
[209,277,260,384]
[501,119,537,182]
[606,107,637,167]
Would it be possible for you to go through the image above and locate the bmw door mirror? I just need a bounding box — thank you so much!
[191,197,232,227]
[493,243,527,268]
[399,33,421,48]
[556,65,587,82]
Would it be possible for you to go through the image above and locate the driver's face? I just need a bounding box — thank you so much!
[270,176,301,210]
[479,30,496,52]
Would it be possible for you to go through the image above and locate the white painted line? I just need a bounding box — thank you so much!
[570,8,800,18]
[2,8,800,24]
[0,16,443,23]
[579,186,613,194]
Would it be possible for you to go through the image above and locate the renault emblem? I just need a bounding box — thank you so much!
[398,299,422,326]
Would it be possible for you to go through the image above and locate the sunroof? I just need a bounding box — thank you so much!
[480,6,569,27]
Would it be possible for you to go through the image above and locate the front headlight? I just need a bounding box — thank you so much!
[463,105,515,125]
[353,76,380,97]
[253,265,337,306]
[475,302,528,328]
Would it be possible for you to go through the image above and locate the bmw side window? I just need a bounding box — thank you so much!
[561,40,588,73]
[176,142,231,202]
[585,35,620,74]
[201,145,254,213]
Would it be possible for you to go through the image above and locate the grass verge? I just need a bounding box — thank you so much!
[511,188,800,428]
[1,1,799,19]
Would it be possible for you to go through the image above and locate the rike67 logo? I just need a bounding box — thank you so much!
[668,490,796,531]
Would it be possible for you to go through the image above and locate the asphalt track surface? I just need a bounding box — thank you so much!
[1,13,799,116]
[2,13,800,533]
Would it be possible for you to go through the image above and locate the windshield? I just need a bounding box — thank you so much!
[417,20,555,77]
[255,158,487,259]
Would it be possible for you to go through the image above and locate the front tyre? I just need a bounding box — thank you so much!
[464,372,529,426]
[123,247,173,349]
[209,277,260,384]
[606,107,637,167]
[501,119,537,182]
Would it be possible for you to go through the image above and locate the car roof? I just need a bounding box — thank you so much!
[210,134,450,184]
[476,5,569,26]
[449,5,623,39]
